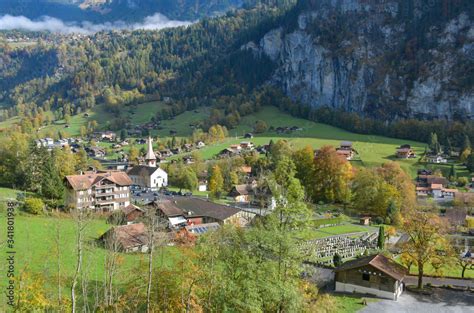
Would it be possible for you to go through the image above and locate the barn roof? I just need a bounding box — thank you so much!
[335,254,407,281]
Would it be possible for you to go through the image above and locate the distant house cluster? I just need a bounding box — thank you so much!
[36,137,76,150]
[218,141,255,157]
[275,126,303,134]
[415,170,457,199]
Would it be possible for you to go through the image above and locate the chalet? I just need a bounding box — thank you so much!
[240,141,254,150]
[396,145,416,158]
[415,184,458,198]
[336,149,354,160]
[196,141,206,148]
[360,217,371,225]
[244,133,253,139]
[99,223,149,253]
[416,174,448,188]
[228,184,255,203]
[87,146,106,158]
[65,171,132,211]
[415,173,455,198]
[218,147,240,157]
[335,254,407,300]
[426,154,448,164]
[183,143,193,151]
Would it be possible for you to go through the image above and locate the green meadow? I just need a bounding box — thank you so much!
[0,209,179,309]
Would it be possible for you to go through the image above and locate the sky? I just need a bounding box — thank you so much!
[0,13,192,34]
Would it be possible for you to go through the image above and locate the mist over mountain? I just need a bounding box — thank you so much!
[0,0,245,22]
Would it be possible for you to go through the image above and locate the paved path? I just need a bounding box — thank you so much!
[405,275,474,288]
[361,289,474,313]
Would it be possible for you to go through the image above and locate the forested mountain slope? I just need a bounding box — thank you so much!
[0,0,473,124]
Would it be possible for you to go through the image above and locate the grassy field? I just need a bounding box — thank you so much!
[0,210,179,308]
[405,257,474,279]
[179,106,427,176]
[301,223,376,240]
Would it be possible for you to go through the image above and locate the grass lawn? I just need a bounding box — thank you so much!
[0,187,34,202]
[406,257,474,279]
[0,211,179,308]
[167,186,209,197]
[301,223,376,239]
[332,294,378,313]
[0,187,21,200]
[151,107,210,138]
[129,101,167,125]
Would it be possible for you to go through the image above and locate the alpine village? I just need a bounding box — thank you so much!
[0,0,473,312]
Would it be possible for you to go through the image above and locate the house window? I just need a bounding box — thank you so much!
[362,273,370,281]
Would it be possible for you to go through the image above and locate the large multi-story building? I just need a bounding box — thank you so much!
[65,171,132,211]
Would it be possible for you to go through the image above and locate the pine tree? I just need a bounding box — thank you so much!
[41,152,65,201]
[449,164,457,181]
[429,132,441,154]
[333,253,342,267]
[377,226,385,250]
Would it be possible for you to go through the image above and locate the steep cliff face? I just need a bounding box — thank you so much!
[244,0,474,119]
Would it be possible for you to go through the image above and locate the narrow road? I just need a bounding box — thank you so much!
[405,275,474,288]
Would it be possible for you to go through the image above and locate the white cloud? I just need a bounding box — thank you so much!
[0,13,192,34]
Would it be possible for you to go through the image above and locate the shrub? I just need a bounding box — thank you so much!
[254,120,268,133]
[23,198,45,215]
[457,177,469,187]
[374,216,384,225]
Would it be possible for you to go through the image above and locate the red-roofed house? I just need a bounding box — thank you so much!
[65,171,132,211]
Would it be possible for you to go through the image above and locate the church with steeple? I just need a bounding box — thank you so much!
[145,136,157,167]
[127,136,168,190]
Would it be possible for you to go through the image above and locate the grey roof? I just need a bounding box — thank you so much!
[155,197,241,222]
[127,165,161,176]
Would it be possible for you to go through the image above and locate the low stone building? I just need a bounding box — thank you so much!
[335,254,407,300]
